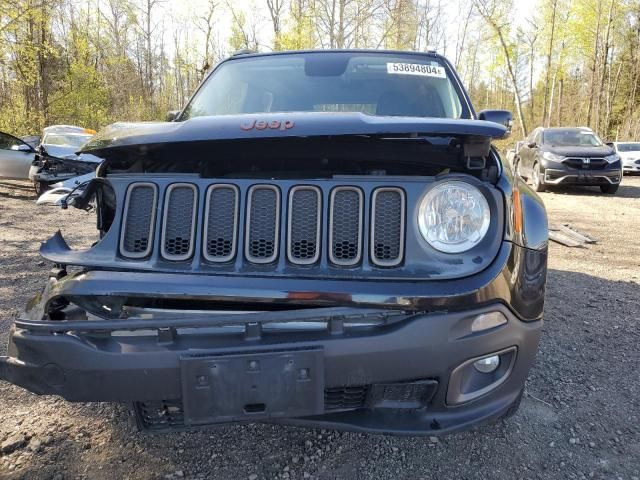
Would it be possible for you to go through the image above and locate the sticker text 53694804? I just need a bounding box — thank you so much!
[386,63,447,78]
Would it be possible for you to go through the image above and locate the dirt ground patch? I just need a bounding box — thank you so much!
[1,177,639,480]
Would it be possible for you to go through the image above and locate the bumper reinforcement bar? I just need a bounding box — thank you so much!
[14,307,408,334]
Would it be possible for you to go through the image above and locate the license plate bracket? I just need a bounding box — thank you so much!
[181,348,324,425]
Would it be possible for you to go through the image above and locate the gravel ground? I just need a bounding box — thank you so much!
[1,177,639,480]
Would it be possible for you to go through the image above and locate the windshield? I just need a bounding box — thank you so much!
[182,52,467,120]
[43,133,92,148]
[617,143,640,152]
[543,130,603,147]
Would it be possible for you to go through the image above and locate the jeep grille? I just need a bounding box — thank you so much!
[120,181,406,268]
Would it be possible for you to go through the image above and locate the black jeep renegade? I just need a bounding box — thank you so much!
[0,50,548,435]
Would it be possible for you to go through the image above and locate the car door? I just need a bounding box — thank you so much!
[0,132,35,180]
[524,129,543,177]
[530,129,543,172]
[518,130,534,177]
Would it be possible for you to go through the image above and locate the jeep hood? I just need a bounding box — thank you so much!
[80,112,506,158]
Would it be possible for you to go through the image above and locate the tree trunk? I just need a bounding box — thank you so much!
[586,2,602,127]
[542,0,557,127]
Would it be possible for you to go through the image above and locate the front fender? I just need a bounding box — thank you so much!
[497,159,548,251]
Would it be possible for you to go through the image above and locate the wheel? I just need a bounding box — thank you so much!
[599,183,619,194]
[532,163,547,192]
[34,180,49,196]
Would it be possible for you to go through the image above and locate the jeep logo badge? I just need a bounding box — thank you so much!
[241,119,295,131]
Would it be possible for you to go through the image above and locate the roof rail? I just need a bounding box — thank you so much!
[232,49,258,56]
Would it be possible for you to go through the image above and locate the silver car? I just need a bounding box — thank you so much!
[28,125,97,194]
[0,131,36,179]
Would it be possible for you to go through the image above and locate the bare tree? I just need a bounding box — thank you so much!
[266,0,286,49]
[227,1,259,51]
[542,0,557,127]
[474,0,528,136]
[521,18,538,126]
[196,0,219,75]
[414,0,446,52]
[454,0,474,68]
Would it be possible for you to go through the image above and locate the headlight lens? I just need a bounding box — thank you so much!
[604,153,620,163]
[418,181,490,253]
[542,151,564,162]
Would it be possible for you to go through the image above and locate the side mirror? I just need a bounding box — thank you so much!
[166,110,181,122]
[11,143,34,152]
[605,142,614,148]
[527,142,537,148]
[478,110,513,138]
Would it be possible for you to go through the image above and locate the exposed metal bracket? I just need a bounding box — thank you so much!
[328,316,345,335]
[245,322,263,340]
[157,327,177,344]
[466,156,487,170]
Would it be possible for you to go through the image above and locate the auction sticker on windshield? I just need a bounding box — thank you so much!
[387,63,446,78]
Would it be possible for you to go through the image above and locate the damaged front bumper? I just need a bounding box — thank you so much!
[0,242,546,435]
[1,303,540,435]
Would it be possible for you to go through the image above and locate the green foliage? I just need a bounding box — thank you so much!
[383,0,419,50]
[48,60,109,129]
[44,32,108,129]
[279,1,316,50]
[0,0,639,143]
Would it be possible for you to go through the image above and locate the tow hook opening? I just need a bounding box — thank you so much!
[243,403,266,414]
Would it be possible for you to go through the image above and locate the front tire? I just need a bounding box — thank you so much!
[532,163,547,192]
[34,180,49,196]
[600,183,619,194]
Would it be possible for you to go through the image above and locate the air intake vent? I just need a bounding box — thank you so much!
[329,187,363,266]
[245,185,280,263]
[120,183,157,258]
[324,386,369,411]
[203,185,239,262]
[287,186,321,265]
[371,188,405,266]
[161,183,197,261]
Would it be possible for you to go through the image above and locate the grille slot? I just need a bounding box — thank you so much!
[245,185,280,263]
[161,183,197,261]
[203,184,239,262]
[287,186,322,265]
[120,183,157,258]
[329,187,363,266]
[370,188,405,267]
[134,400,184,431]
[324,386,369,411]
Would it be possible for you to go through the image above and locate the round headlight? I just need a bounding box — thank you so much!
[418,181,490,253]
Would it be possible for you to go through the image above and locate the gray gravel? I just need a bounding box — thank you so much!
[1,177,639,479]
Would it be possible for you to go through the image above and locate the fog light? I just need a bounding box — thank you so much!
[473,355,500,373]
